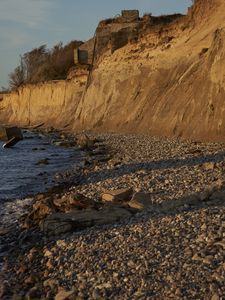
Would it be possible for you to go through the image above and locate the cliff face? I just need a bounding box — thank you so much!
[1,0,225,141]
[0,78,86,128]
[73,0,225,141]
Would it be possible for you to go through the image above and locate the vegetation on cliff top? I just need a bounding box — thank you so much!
[8,40,83,90]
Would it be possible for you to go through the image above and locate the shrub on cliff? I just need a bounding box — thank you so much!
[8,40,83,90]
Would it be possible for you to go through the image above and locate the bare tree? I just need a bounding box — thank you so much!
[8,40,83,89]
[8,56,26,90]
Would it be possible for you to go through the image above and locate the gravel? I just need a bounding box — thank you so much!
[0,133,224,299]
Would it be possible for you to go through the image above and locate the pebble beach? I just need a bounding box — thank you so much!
[0,133,224,299]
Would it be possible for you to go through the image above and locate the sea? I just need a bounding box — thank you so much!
[0,130,83,201]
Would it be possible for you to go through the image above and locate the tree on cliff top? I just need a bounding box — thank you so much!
[8,40,83,90]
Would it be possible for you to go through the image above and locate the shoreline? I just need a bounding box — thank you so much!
[0,132,225,299]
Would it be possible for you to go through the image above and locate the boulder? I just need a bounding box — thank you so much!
[0,126,23,141]
[102,188,133,202]
[41,205,132,235]
[128,192,152,209]
[20,192,99,229]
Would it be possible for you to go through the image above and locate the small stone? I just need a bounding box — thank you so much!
[36,158,49,165]
[203,162,215,170]
[26,286,40,299]
[175,288,182,296]
[44,249,52,257]
[102,188,133,202]
[24,275,35,285]
[55,289,75,300]
[43,279,58,289]
[211,294,220,300]
[192,254,201,261]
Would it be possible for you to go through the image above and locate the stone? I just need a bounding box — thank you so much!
[128,192,152,209]
[102,188,133,202]
[55,289,75,300]
[36,158,49,165]
[211,294,220,300]
[43,279,58,289]
[41,205,131,235]
[0,227,10,236]
[53,193,96,211]
[25,286,41,299]
[53,141,77,148]
[203,162,215,170]
[0,126,23,141]
[33,200,53,217]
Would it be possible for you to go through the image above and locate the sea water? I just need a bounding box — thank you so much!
[0,130,83,201]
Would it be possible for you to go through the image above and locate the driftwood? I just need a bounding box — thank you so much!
[0,126,23,148]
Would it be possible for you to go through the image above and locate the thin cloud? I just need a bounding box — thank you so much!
[0,27,32,48]
[0,0,52,28]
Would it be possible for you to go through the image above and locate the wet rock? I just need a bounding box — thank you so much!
[20,192,99,228]
[102,188,133,202]
[36,158,49,165]
[53,141,77,148]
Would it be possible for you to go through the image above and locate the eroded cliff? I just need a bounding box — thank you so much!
[1,0,225,141]
[0,76,86,129]
[73,0,225,141]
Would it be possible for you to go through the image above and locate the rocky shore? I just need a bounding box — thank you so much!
[0,133,224,299]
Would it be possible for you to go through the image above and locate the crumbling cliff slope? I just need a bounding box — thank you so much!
[73,0,225,141]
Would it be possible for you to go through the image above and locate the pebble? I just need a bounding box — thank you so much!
[1,133,225,299]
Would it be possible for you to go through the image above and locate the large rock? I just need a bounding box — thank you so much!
[0,126,23,141]
[53,193,98,212]
[41,205,132,235]
[20,193,97,229]
[128,192,152,209]
[102,188,133,202]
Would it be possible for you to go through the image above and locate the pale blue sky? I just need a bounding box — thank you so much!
[0,0,192,88]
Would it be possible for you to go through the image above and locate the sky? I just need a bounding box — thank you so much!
[0,0,192,89]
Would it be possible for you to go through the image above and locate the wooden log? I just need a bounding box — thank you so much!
[2,137,20,148]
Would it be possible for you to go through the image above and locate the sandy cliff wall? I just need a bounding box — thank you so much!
[1,0,225,141]
[73,0,225,141]
[0,78,85,128]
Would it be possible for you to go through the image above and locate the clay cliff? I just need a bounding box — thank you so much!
[1,0,225,141]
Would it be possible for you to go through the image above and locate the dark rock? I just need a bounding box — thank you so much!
[41,205,132,235]
[128,192,152,209]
